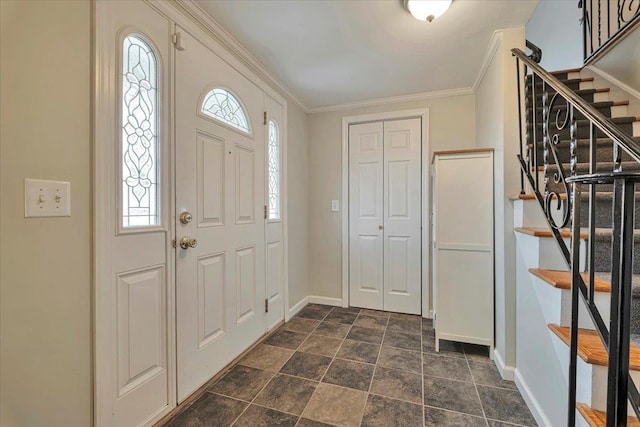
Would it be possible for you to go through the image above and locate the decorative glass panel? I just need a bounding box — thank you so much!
[121,35,159,228]
[268,120,280,220]
[201,88,251,133]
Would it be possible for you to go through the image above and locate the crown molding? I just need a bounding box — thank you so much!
[175,0,309,112]
[307,87,474,114]
[472,30,503,92]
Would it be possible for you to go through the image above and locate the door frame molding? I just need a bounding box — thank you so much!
[341,109,431,317]
[94,1,290,425]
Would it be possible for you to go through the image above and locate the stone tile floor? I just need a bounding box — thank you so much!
[165,304,537,426]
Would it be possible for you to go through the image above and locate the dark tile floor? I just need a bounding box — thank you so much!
[164,304,537,427]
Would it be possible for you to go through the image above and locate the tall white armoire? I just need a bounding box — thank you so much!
[432,148,494,352]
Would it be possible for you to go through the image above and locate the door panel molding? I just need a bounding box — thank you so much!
[341,109,430,316]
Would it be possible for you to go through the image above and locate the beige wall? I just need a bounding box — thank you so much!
[286,102,310,307]
[0,1,92,426]
[475,28,525,370]
[307,95,476,301]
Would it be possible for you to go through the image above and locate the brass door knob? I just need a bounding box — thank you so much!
[179,237,198,249]
[179,211,193,224]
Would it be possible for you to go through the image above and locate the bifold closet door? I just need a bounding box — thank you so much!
[349,118,421,314]
[349,122,385,310]
[382,118,421,315]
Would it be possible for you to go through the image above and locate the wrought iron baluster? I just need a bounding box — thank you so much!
[607,176,635,426]
[588,122,597,306]
[516,57,525,195]
[568,104,580,427]
[533,73,539,192]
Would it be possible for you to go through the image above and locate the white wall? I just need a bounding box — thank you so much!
[526,0,583,71]
[475,28,526,373]
[307,95,476,304]
[592,27,640,93]
[0,1,92,426]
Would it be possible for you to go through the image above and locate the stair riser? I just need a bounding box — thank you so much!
[593,234,640,274]
[529,142,635,164]
[531,275,610,329]
[528,106,613,122]
[515,232,586,272]
[576,197,640,229]
[527,122,633,140]
[551,335,640,414]
[526,80,583,92]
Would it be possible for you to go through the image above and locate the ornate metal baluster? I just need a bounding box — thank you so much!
[568,103,580,427]
[516,58,525,194]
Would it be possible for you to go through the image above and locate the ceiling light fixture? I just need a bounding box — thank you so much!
[403,0,452,22]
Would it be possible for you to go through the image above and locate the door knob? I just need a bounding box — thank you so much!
[179,237,198,249]
[179,211,193,224]
[379,225,384,230]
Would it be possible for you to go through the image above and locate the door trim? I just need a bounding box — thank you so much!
[341,109,431,317]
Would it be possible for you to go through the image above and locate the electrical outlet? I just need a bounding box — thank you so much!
[24,179,71,217]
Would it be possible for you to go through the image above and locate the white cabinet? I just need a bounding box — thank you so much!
[432,149,494,351]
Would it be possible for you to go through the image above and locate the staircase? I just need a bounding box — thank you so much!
[512,49,640,427]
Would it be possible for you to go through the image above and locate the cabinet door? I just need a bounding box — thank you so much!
[434,151,493,347]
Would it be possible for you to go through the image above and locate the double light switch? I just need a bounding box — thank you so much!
[24,179,71,217]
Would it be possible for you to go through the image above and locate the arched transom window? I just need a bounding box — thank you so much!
[201,88,251,133]
[267,120,280,220]
[121,34,159,228]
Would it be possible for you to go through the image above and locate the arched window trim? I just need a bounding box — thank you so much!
[198,86,253,136]
[118,31,162,230]
[267,119,280,221]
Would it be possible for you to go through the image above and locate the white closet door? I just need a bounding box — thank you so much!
[383,118,422,314]
[349,122,384,310]
[175,27,266,401]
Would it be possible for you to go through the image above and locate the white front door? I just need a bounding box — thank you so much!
[175,27,266,401]
[349,118,422,314]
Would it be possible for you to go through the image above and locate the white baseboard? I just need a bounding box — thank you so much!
[286,295,344,321]
[493,348,515,381]
[286,296,309,320]
[307,296,343,307]
[515,368,553,427]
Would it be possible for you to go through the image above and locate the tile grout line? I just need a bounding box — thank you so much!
[231,305,331,427]
[464,346,490,427]
[294,306,359,426]
[228,314,317,426]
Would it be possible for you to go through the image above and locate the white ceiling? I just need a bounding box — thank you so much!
[195,0,538,110]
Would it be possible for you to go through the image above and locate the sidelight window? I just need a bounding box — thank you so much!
[267,120,280,220]
[121,34,159,228]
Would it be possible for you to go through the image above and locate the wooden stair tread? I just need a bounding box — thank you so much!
[515,227,587,239]
[577,403,640,427]
[529,268,611,292]
[613,100,630,106]
[551,67,583,75]
[548,324,640,370]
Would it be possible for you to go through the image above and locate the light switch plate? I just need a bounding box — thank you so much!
[331,200,340,212]
[25,179,71,217]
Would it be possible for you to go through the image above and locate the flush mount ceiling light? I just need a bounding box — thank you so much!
[403,0,452,22]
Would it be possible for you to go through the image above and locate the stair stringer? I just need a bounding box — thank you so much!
[515,234,569,426]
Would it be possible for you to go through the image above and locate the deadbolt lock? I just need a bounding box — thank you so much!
[179,211,193,224]
[179,237,198,250]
